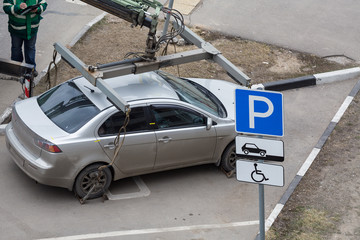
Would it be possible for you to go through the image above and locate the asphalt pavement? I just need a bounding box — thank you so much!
[188,0,360,62]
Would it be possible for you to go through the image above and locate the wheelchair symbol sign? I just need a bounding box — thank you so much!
[236,160,284,187]
[251,163,269,183]
[235,89,284,137]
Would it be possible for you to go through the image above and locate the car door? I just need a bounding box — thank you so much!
[150,104,217,169]
[96,106,157,175]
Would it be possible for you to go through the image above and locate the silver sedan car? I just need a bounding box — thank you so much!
[5,71,242,199]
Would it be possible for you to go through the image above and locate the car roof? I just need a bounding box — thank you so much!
[75,71,180,110]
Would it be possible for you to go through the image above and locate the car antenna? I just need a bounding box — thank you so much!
[84,85,95,93]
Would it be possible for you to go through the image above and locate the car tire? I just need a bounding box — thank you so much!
[221,142,237,172]
[243,149,249,154]
[74,163,112,200]
[260,151,266,157]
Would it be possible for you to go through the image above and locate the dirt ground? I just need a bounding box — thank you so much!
[35,15,360,239]
[267,91,360,240]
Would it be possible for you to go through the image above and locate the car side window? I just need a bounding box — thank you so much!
[151,105,206,129]
[98,107,148,136]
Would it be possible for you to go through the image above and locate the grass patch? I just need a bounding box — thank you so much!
[267,207,339,240]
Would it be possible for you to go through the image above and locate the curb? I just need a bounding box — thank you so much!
[68,12,107,48]
[251,67,360,91]
[0,124,6,136]
[0,107,12,125]
[0,12,108,128]
[255,78,360,240]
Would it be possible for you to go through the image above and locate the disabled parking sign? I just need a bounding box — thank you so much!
[235,89,284,137]
[236,160,284,187]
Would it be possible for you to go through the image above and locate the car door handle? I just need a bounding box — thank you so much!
[158,137,172,143]
[104,143,115,150]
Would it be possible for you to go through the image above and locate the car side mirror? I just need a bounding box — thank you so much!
[206,117,213,130]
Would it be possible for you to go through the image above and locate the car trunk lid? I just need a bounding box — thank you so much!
[12,98,69,157]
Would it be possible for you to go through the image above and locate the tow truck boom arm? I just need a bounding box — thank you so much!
[54,0,251,112]
[81,0,163,58]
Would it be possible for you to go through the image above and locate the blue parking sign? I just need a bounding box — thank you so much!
[235,89,284,137]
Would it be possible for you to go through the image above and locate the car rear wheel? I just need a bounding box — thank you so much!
[221,142,237,172]
[74,163,112,199]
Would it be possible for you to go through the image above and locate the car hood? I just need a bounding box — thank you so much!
[189,78,246,120]
[14,98,69,139]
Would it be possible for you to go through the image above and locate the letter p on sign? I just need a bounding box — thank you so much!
[235,89,284,137]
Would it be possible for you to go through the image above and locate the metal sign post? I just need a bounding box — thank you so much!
[258,161,265,240]
[235,88,285,240]
[236,159,284,240]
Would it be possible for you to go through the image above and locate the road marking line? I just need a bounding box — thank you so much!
[105,176,150,201]
[265,203,284,231]
[332,96,354,123]
[297,148,321,177]
[36,221,259,240]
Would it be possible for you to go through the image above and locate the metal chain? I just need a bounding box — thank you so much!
[99,108,131,171]
[79,108,131,204]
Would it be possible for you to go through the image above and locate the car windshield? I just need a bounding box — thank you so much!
[37,80,100,133]
[157,71,227,118]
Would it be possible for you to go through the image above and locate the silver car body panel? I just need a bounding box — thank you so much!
[80,72,179,111]
[14,97,69,139]
[6,111,113,190]
[95,107,157,178]
[6,122,75,189]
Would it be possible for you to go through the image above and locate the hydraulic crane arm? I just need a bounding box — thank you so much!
[81,0,163,59]
[54,0,251,112]
[81,0,162,29]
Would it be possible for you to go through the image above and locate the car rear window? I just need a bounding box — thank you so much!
[37,81,100,133]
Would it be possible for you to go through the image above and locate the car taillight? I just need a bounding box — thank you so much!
[35,139,62,153]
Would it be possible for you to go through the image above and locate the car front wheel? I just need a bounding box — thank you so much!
[74,163,112,200]
[221,142,237,172]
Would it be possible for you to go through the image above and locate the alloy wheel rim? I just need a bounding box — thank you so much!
[81,171,106,194]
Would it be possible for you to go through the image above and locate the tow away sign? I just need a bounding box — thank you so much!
[236,136,284,162]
